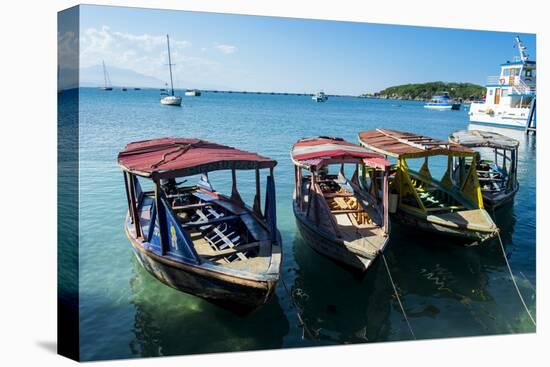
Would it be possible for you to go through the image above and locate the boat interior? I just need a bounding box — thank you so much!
[300,171,386,254]
[406,170,465,213]
[138,180,273,273]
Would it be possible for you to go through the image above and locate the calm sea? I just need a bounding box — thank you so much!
[69,88,535,360]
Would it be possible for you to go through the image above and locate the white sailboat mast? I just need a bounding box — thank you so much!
[166,35,175,96]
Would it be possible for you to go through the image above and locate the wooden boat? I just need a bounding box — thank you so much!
[358,129,499,244]
[449,130,519,209]
[291,137,391,272]
[118,138,282,312]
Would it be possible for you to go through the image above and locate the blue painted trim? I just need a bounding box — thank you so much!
[509,93,535,97]
[500,60,536,66]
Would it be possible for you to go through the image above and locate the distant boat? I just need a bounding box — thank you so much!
[185,89,202,97]
[100,60,113,91]
[160,34,182,106]
[312,91,328,102]
[424,92,461,110]
[134,87,141,90]
[121,87,127,91]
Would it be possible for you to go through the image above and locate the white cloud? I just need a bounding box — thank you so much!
[214,44,237,54]
[79,26,219,85]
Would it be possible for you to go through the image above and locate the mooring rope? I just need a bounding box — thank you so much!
[280,277,318,341]
[381,253,416,340]
[496,232,536,327]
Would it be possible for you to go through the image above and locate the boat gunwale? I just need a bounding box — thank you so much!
[124,220,280,287]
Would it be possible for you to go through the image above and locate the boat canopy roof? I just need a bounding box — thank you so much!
[358,129,475,159]
[291,136,390,170]
[118,138,277,179]
[449,130,519,150]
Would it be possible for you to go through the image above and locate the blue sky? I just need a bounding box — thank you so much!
[79,5,536,94]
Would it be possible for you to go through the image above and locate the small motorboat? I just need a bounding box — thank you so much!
[424,92,461,110]
[291,136,391,272]
[449,130,519,209]
[312,91,328,102]
[121,87,128,91]
[118,138,282,312]
[185,89,202,97]
[358,129,499,244]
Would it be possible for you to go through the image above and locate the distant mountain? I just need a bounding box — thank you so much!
[80,64,166,88]
[79,64,234,91]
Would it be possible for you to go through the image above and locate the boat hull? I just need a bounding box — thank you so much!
[394,207,498,244]
[468,104,529,129]
[424,103,461,110]
[125,226,277,313]
[482,186,519,210]
[160,96,182,106]
[293,201,386,272]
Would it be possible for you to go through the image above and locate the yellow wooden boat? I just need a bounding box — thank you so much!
[358,129,499,244]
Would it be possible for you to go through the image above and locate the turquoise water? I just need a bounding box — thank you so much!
[74,88,536,360]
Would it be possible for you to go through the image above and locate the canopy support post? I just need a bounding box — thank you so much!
[154,179,168,255]
[230,165,244,205]
[127,172,142,238]
[383,168,389,235]
[253,167,262,216]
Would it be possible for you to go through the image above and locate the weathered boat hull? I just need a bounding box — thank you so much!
[293,202,385,272]
[126,226,278,313]
[482,186,519,210]
[394,208,498,244]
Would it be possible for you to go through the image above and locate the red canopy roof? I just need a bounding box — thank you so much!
[118,138,277,179]
[291,137,390,170]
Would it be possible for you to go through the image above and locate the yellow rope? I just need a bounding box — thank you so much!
[496,232,536,327]
[381,253,416,340]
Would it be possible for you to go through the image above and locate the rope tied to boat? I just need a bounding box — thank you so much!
[495,231,536,327]
[280,277,318,342]
[380,252,417,340]
[150,142,195,169]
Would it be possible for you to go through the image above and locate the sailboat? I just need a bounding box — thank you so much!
[100,60,113,91]
[160,34,182,106]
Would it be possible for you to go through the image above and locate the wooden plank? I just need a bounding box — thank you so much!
[200,241,261,259]
[182,214,239,228]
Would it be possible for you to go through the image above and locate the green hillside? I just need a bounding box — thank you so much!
[369,82,484,100]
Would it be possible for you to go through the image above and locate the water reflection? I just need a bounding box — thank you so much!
[291,236,393,344]
[128,257,290,357]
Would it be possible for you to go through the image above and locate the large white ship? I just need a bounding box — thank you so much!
[468,37,536,129]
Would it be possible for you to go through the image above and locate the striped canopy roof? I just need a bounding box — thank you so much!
[291,136,390,170]
[118,138,276,179]
[358,129,475,159]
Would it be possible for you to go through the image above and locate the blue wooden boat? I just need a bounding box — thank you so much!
[118,138,282,312]
[449,130,519,209]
